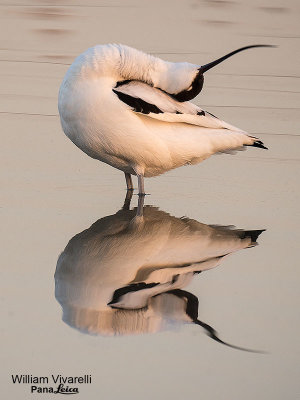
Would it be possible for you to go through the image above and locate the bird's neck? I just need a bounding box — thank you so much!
[81,44,199,95]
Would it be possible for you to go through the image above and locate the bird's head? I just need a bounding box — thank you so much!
[170,44,276,102]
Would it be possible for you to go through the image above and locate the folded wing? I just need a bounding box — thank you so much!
[113,80,243,131]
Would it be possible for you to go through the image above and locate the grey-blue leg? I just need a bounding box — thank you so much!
[124,172,133,191]
[137,174,145,196]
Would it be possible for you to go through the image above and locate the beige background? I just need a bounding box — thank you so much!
[1,0,300,399]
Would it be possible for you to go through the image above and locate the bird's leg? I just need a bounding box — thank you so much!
[137,174,145,196]
[124,172,133,191]
[122,189,133,210]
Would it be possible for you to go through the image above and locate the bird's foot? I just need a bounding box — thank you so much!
[136,192,150,196]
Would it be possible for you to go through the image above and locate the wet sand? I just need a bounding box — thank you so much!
[1,1,300,399]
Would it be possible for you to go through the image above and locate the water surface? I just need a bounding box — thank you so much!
[1,0,300,399]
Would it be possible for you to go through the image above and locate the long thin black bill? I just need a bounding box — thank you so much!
[199,44,276,74]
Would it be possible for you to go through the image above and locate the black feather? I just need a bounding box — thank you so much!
[252,140,268,150]
[115,79,133,88]
[246,137,268,150]
[113,89,163,114]
[108,282,159,306]
[242,229,265,242]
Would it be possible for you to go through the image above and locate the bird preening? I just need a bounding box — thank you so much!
[57,45,268,350]
[58,43,274,207]
[55,202,264,351]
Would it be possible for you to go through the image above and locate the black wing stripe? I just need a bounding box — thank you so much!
[115,79,133,88]
[113,89,163,114]
[250,140,268,150]
[107,282,159,306]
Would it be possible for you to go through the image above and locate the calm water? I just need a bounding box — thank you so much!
[1,0,300,399]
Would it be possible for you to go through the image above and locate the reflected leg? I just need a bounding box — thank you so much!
[136,194,145,217]
[122,189,133,210]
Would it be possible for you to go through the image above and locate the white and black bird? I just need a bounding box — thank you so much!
[55,205,263,346]
[58,44,273,196]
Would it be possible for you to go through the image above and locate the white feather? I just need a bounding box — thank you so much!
[55,207,256,335]
[58,44,261,179]
[114,80,244,130]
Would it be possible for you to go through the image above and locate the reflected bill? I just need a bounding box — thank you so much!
[55,203,264,350]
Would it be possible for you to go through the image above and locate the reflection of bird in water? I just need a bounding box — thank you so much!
[58,44,273,196]
[55,202,264,351]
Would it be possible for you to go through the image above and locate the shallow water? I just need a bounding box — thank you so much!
[1,0,300,399]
